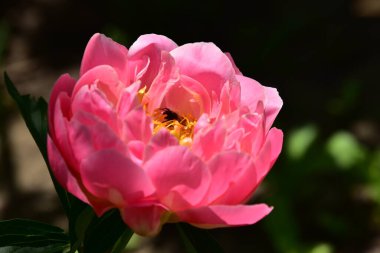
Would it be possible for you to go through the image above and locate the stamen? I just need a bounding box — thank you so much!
[137,86,147,102]
[152,108,196,146]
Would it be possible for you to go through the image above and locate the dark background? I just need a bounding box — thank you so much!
[0,0,379,252]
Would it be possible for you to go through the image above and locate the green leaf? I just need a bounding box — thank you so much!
[3,72,47,156]
[0,219,69,253]
[287,124,318,160]
[83,210,133,253]
[176,223,225,253]
[326,131,366,169]
[110,229,134,253]
[3,72,71,216]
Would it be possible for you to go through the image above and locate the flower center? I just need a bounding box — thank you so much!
[137,86,196,146]
[152,108,196,146]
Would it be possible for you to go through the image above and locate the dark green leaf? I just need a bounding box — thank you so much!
[66,204,95,253]
[3,72,47,156]
[0,219,69,252]
[177,223,225,253]
[110,229,133,253]
[3,72,70,216]
[83,210,132,253]
[0,244,67,253]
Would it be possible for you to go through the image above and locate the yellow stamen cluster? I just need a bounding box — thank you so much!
[138,86,196,146]
[152,108,196,146]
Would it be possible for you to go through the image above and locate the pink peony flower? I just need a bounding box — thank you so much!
[47,33,283,236]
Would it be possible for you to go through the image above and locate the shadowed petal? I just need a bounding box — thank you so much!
[80,149,156,206]
[206,152,257,205]
[47,136,89,204]
[48,74,76,135]
[68,111,127,164]
[144,129,178,162]
[120,203,169,236]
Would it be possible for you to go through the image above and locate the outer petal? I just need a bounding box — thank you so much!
[206,152,257,205]
[129,34,177,56]
[48,74,76,136]
[80,33,129,84]
[80,149,156,206]
[128,34,178,85]
[255,128,283,182]
[52,93,78,171]
[238,75,282,131]
[176,204,273,229]
[144,146,211,211]
[68,111,127,165]
[170,42,235,98]
[225,52,242,75]
[120,203,169,237]
[263,87,283,131]
[47,135,89,204]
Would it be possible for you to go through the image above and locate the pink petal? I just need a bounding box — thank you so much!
[52,93,78,171]
[71,85,118,132]
[80,33,129,84]
[144,146,211,211]
[80,149,156,206]
[48,74,76,136]
[206,152,257,205]
[263,87,283,131]
[192,121,226,161]
[176,204,273,228]
[116,81,141,118]
[255,128,283,182]
[225,52,242,75]
[238,75,282,131]
[121,107,152,143]
[239,104,266,155]
[144,129,178,162]
[120,202,169,236]
[219,80,241,116]
[129,34,177,56]
[238,75,265,110]
[47,135,89,204]
[142,52,179,114]
[73,65,120,98]
[170,42,235,98]
[127,140,145,166]
[128,34,177,85]
[68,111,127,162]
[163,75,211,118]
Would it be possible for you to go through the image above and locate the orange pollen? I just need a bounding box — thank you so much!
[152,108,196,146]
[137,86,147,102]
